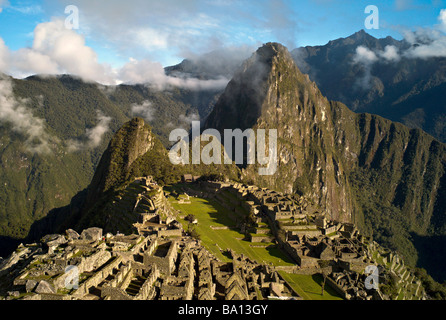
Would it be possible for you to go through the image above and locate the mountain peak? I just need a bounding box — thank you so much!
[349,29,375,41]
[324,29,378,47]
[204,41,353,219]
[253,42,294,66]
[257,42,288,55]
[354,29,367,36]
[204,42,304,132]
[85,117,158,203]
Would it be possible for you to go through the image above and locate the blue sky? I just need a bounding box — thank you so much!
[0,0,445,83]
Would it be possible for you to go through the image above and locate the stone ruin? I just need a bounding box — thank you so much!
[0,177,426,301]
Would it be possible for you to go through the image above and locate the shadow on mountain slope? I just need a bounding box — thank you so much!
[412,233,446,283]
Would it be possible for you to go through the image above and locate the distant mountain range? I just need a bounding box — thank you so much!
[170,30,446,143]
[291,30,446,144]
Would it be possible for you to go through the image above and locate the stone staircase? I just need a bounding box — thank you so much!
[125,275,147,296]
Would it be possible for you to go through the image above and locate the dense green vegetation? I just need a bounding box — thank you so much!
[414,268,446,300]
[0,74,221,256]
[346,121,446,276]
[0,73,128,249]
[350,168,418,267]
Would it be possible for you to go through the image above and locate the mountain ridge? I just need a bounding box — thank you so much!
[291,31,446,143]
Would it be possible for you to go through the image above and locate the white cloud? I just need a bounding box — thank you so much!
[86,112,112,148]
[118,57,229,90]
[396,10,446,59]
[351,10,446,67]
[439,8,446,32]
[353,46,378,64]
[406,37,446,58]
[402,28,446,59]
[68,111,111,151]
[379,45,400,62]
[30,19,114,84]
[1,19,230,90]
[1,19,114,84]
[13,48,60,76]
[0,77,54,154]
[353,45,400,67]
[179,113,200,124]
[118,58,166,86]
[165,75,229,91]
[351,8,446,88]
[131,100,155,122]
[133,28,170,51]
[0,37,10,72]
[352,46,378,89]
[46,0,298,63]
[177,112,200,133]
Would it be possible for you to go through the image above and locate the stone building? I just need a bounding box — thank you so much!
[143,241,178,275]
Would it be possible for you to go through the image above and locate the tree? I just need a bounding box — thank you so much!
[189,226,201,240]
[185,214,196,223]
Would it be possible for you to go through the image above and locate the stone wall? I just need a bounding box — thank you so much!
[158,229,182,238]
[325,276,350,299]
[134,265,159,300]
[101,286,132,300]
[78,250,112,273]
[250,235,274,243]
[144,241,178,275]
[72,256,122,298]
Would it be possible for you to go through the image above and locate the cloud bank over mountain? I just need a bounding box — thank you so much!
[0,0,301,89]
[351,9,446,88]
[68,110,112,152]
[0,18,231,89]
[0,76,55,154]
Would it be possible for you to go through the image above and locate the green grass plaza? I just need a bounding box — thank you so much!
[165,184,342,300]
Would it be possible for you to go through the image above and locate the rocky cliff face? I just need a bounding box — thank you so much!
[205,43,354,222]
[204,43,446,268]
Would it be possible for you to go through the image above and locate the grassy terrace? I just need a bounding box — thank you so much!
[166,183,344,300]
[166,185,294,266]
[279,272,343,300]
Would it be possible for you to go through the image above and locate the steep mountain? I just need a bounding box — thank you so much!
[68,117,240,234]
[204,42,446,279]
[85,117,160,203]
[205,43,355,221]
[291,30,446,143]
